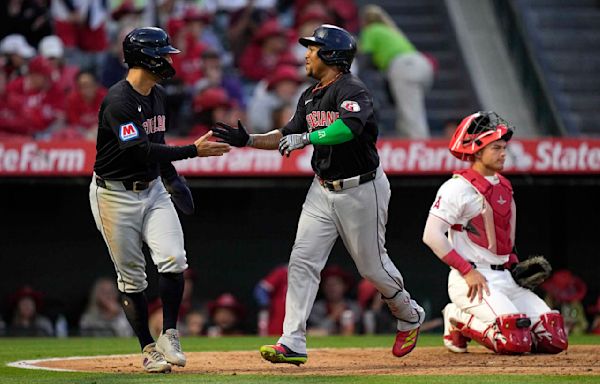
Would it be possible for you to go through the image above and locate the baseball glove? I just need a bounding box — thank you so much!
[510,255,552,290]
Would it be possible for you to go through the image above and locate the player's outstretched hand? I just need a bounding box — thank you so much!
[213,120,250,147]
[464,269,490,303]
[194,131,231,157]
[278,133,310,157]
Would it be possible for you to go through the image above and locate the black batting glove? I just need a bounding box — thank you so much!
[213,120,250,147]
[278,133,310,157]
[164,175,194,215]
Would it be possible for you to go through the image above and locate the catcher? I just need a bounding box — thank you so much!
[422,111,568,354]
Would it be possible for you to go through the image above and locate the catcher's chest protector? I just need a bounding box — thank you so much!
[454,169,513,255]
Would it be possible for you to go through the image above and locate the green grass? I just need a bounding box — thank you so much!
[0,335,599,383]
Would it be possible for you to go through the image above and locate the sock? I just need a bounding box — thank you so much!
[159,272,184,332]
[120,291,154,350]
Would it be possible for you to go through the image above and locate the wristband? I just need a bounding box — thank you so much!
[442,249,473,276]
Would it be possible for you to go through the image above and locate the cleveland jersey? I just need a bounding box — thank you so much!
[281,73,379,180]
[94,80,169,181]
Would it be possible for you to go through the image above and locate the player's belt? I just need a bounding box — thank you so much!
[95,176,151,192]
[469,262,506,271]
[319,170,377,192]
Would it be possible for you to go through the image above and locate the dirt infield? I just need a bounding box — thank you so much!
[22,345,600,376]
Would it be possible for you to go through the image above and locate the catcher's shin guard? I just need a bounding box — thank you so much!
[531,311,568,354]
[457,314,532,354]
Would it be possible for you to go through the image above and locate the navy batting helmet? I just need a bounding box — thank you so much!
[299,24,356,72]
[123,27,180,80]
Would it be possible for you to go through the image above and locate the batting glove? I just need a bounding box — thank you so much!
[213,120,250,147]
[165,175,194,215]
[278,133,310,157]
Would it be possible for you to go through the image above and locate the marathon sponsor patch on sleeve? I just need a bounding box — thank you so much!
[119,122,139,141]
[341,100,360,112]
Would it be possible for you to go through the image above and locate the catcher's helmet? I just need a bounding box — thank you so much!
[123,27,180,80]
[299,24,356,72]
[449,111,514,161]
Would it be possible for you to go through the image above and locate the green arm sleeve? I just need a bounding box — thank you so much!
[308,119,354,145]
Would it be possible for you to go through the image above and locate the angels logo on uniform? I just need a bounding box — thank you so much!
[119,122,139,141]
[341,100,360,112]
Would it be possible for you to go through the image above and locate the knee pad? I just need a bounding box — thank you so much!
[531,311,568,354]
[493,314,532,354]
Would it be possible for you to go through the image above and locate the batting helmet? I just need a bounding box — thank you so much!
[123,27,180,80]
[299,24,356,72]
[449,111,514,161]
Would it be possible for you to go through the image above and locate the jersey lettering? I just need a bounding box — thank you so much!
[306,111,339,130]
[433,196,442,209]
[119,122,139,141]
[142,115,166,134]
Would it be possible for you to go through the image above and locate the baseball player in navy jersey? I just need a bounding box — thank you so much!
[213,24,424,365]
[423,111,568,354]
[89,27,230,373]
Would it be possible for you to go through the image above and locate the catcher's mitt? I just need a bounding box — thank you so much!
[510,255,552,290]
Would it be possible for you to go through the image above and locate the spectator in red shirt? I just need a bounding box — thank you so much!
[169,9,209,88]
[38,35,79,95]
[295,0,359,33]
[63,70,106,139]
[254,265,288,336]
[4,56,65,137]
[188,87,242,137]
[0,66,24,138]
[0,34,36,81]
[238,19,291,82]
[206,293,245,336]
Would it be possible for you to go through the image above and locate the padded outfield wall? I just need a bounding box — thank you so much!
[0,173,598,332]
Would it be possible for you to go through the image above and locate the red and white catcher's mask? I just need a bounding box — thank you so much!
[449,111,515,161]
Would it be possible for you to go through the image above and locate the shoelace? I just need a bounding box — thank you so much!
[146,348,166,362]
[166,332,182,353]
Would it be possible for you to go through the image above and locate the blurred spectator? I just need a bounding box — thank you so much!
[541,269,589,335]
[50,0,109,74]
[108,0,144,39]
[188,86,241,137]
[178,5,226,62]
[63,70,106,140]
[0,66,24,138]
[238,19,291,82]
[1,0,52,47]
[79,277,133,337]
[359,4,434,139]
[223,1,277,63]
[308,266,361,335]
[197,50,245,108]
[247,65,304,133]
[294,0,359,34]
[254,265,288,336]
[99,26,130,89]
[38,35,78,95]
[6,286,54,337]
[4,55,65,137]
[181,308,207,336]
[291,8,332,65]
[357,279,397,334]
[206,293,245,336]
[170,15,207,88]
[0,34,36,81]
[587,297,600,335]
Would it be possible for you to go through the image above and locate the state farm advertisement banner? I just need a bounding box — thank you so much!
[1,138,600,177]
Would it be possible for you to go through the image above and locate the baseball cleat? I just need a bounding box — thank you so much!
[443,330,470,353]
[156,328,186,367]
[260,343,307,366]
[142,343,172,373]
[392,327,420,357]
